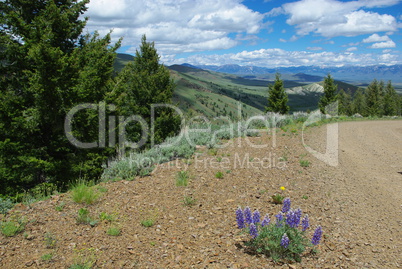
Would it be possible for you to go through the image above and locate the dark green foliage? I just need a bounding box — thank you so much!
[0,0,120,196]
[337,89,353,116]
[318,74,338,114]
[365,79,384,116]
[266,73,289,114]
[352,89,366,116]
[383,81,398,116]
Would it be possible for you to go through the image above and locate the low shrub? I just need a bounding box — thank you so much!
[0,218,26,237]
[0,197,14,215]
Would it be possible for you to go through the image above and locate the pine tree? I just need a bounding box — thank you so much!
[265,73,289,114]
[337,89,353,116]
[318,74,338,114]
[382,81,398,116]
[352,89,367,116]
[0,0,120,196]
[365,79,383,117]
[109,35,180,150]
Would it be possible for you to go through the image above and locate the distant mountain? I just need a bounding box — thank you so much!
[181,63,202,69]
[197,63,402,83]
[169,64,205,73]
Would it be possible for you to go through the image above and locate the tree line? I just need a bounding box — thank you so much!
[266,74,402,117]
[0,0,180,198]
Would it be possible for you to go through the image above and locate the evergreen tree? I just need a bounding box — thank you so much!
[352,89,367,116]
[265,73,289,114]
[382,81,398,116]
[318,74,338,114]
[365,79,383,116]
[0,0,120,196]
[109,35,180,150]
[337,89,353,116]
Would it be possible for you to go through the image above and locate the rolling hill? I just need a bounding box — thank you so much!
[114,53,360,116]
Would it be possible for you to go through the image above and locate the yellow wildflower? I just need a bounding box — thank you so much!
[280,186,286,191]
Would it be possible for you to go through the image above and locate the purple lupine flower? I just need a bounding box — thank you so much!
[311,226,323,245]
[282,198,291,213]
[249,223,258,238]
[294,208,302,227]
[280,233,290,249]
[301,214,310,232]
[286,209,296,228]
[252,210,261,224]
[244,207,252,224]
[261,214,270,227]
[236,207,245,229]
[275,213,283,227]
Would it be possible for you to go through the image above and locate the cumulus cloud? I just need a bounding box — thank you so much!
[278,0,399,37]
[169,48,400,67]
[362,34,392,43]
[369,40,396,49]
[85,0,264,54]
[361,34,396,49]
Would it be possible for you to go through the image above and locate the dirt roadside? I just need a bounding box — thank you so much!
[310,120,402,268]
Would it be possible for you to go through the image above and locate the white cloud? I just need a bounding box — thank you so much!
[169,48,400,67]
[347,47,358,51]
[361,34,397,48]
[362,34,392,43]
[369,40,396,49]
[85,0,264,54]
[279,0,399,37]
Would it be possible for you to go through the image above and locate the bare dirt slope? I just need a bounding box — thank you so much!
[0,120,401,268]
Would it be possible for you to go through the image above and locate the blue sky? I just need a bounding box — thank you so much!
[85,0,402,67]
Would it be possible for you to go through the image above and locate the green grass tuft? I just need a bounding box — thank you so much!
[176,171,189,186]
[70,180,101,205]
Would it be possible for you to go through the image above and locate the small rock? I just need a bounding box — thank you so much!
[25,261,34,267]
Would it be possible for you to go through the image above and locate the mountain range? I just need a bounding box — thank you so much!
[192,63,402,84]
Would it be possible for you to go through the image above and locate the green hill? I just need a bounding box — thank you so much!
[114,53,360,116]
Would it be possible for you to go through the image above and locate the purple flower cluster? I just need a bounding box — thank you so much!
[285,208,302,228]
[302,214,310,232]
[244,207,253,224]
[252,210,260,224]
[236,207,245,229]
[236,207,261,238]
[282,198,291,213]
[249,223,258,238]
[311,226,323,245]
[280,233,290,248]
[261,214,270,227]
[235,199,323,250]
[275,213,283,226]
